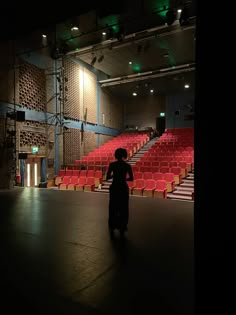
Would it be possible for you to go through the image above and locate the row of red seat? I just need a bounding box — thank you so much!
[128,179,170,198]
[58,175,101,191]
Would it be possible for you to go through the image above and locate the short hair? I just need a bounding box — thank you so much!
[114,147,127,160]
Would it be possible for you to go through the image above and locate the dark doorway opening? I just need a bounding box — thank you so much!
[156,116,166,136]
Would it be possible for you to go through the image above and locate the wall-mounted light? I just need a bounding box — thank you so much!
[71,26,79,31]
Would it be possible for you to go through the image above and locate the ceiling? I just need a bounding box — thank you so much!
[70,22,196,98]
[0,0,196,99]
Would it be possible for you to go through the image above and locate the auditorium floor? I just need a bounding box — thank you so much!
[1,187,194,315]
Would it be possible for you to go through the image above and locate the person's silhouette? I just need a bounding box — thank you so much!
[106,148,134,239]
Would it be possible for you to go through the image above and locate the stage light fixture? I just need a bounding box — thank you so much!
[98,55,104,63]
[91,56,97,66]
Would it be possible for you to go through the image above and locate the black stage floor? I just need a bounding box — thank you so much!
[0,188,194,315]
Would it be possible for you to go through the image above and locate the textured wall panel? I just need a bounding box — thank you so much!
[19,62,46,111]
[100,89,123,128]
[19,120,47,147]
[83,68,97,124]
[100,134,114,146]
[19,60,46,111]
[83,131,96,156]
[63,58,80,120]
[64,128,81,165]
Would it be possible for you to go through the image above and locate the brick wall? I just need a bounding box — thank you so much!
[64,128,81,165]
[18,59,46,111]
[82,130,96,156]
[100,89,123,129]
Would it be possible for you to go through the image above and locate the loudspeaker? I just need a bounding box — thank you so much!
[18,152,28,159]
[16,111,25,121]
[6,111,25,121]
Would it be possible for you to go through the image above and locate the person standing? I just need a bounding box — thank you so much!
[106,148,134,239]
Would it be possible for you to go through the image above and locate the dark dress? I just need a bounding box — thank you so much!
[106,160,134,231]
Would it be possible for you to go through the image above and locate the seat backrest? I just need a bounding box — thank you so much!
[134,179,145,188]
[170,166,181,175]
[134,171,143,179]
[70,176,79,184]
[86,177,95,185]
[94,170,102,178]
[62,176,71,184]
[143,172,153,180]
[156,179,167,190]
[160,166,170,174]
[163,172,175,182]
[153,172,164,181]
[87,170,95,177]
[72,169,80,176]
[65,169,73,176]
[78,177,87,185]
[58,169,65,176]
[79,170,87,177]
[144,179,156,189]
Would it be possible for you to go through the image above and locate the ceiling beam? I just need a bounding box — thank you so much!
[66,20,196,58]
[99,63,195,86]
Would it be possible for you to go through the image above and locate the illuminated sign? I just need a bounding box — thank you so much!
[32,147,38,154]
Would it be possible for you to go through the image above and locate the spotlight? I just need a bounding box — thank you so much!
[91,56,97,66]
[98,55,104,63]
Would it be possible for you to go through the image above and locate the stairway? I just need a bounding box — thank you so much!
[167,172,194,201]
[128,137,159,166]
[94,137,159,194]
[94,137,194,202]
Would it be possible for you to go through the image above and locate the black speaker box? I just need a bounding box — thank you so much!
[18,153,28,159]
[16,111,25,121]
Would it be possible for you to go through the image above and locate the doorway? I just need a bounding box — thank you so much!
[24,157,41,187]
[156,116,166,136]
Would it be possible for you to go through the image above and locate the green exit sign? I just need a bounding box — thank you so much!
[160,112,165,117]
[32,147,38,154]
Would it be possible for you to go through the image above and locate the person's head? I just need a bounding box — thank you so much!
[114,148,127,161]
